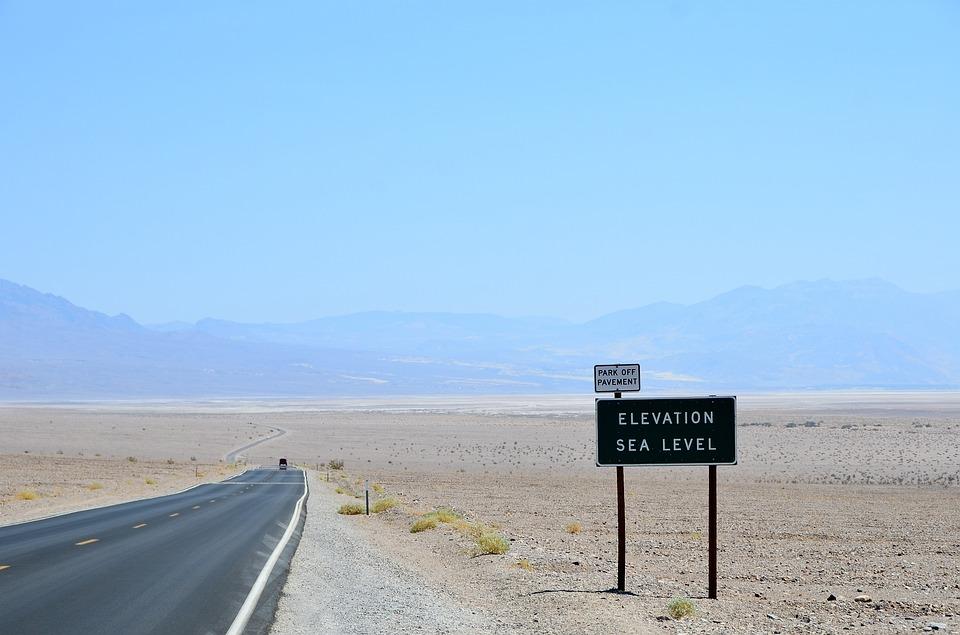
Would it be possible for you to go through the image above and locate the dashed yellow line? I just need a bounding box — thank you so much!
[192,505,200,510]
[75,538,99,546]
[0,565,10,572]
[133,523,147,529]
[169,513,180,517]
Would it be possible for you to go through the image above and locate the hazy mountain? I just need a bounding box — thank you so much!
[1,277,958,399]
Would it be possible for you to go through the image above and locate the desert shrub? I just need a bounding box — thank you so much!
[410,517,439,533]
[335,486,348,495]
[473,531,510,556]
[372,483,385,494]
[565,521,582,534]
[329,458,344,470]
[166,458,176,465]
[126,456,138,463]
[338,503,364,515]
[454,519,485,540]
[189,456,197,462]
[667,597,695,620]
[16,490,39,500]
[515,558,533,571]
[145,478,157,485]
[371,498,397,513]
[86,483,104,490]
[433,507,460,523]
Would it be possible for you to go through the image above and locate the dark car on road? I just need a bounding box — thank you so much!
[278,458,287,470]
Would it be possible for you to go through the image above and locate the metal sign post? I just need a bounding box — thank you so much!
[614,390,626,593]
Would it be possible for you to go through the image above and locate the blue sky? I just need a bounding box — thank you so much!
[1,1,957,323]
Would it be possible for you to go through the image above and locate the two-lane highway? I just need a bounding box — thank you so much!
[0,468,307,635]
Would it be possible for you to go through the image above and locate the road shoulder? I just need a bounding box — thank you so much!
[270,471,494,635]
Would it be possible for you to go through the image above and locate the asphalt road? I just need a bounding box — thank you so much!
[0,468,307,635]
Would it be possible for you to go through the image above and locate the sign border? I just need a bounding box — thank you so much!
[595,395,738,467]
[593,363,642,393]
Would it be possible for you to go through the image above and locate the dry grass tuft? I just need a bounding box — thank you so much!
[565,521,582,534]
[372,483,385,494]
[473,531,510,556]
[410,516,439,533]
[329,458,344,470]
[515,558,533,571]
[371,498,397,513]
[338,503,364,515]
[145,478,157,485]
[86,482,104,491]
[667,597,696,620]
[16,490,39,501]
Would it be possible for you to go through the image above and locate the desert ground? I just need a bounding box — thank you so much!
[1,392,958,633]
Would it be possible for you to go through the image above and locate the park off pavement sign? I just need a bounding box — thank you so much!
[596,396,737,466]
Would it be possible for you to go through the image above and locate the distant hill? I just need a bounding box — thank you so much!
[1,277,958,399]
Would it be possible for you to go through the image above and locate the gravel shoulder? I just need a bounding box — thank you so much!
[270,471,496,635]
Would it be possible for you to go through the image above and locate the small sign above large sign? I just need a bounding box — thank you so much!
[596,396,737,466]
[594,364,641,393]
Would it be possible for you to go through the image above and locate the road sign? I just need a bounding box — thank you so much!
[594,364,641,393]
[596,396,737,466]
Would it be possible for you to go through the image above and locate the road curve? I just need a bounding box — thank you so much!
[224,426,288,463]
[0,468,307,635]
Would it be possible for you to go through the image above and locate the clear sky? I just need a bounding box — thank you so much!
[1,2,957,324]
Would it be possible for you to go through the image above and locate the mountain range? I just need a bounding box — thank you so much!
[1,277,958,399]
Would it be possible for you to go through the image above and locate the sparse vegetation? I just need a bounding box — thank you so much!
[515,558,533,571]
[166,458,176,465]
[372,483,385,494]
[126,456,138,463]
[145,478,157,485]
[329,458,345,470]
[371,498,397,513]
[16,490,39,500]
[335,486,348,495]
[565,521,582,534]
[473,531,510,556]
[667,597,696,620]
[338,503,364,515]
[86,482,104,490]
[410,516,439,533]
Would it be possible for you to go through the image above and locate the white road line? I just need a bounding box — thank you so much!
[225,469,308,635]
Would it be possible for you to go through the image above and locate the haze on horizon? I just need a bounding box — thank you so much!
[2,2,958,325]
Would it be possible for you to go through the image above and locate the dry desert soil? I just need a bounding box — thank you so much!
[1,392,958,634]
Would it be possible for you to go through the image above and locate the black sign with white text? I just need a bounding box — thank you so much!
[596,396,737,466]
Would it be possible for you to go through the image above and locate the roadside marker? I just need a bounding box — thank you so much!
[75,538,99,546]
[132,523,147,529]
[169,513,180,517]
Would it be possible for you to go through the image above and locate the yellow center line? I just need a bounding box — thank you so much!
[169,512,180,517]
[0,565,10,572]
[192,505,200,510]
[75,538,99,546]
[132,523,147,529]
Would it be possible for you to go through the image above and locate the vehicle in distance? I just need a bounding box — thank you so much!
[279,458,288,470]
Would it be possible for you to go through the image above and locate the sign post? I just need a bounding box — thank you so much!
[595,392,737,598]
[593,364,640,593]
